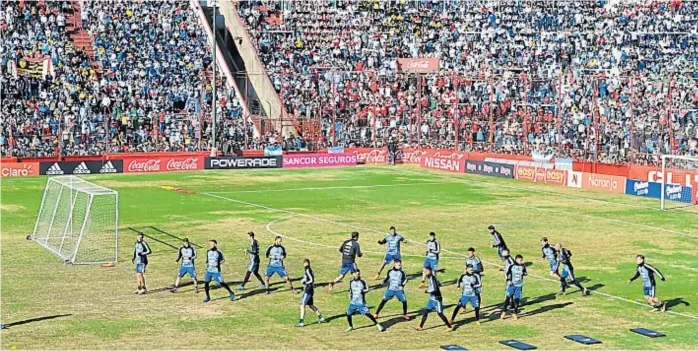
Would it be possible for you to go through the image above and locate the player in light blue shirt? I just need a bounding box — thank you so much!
[541,237,563,293]
[171,238,198,294]
[501,254,527,320]
[450,264,482,326]
[374,260,410,320]
[375,226,407,280]
[264,236,298,295]
[345,270,384,332]
[628,255,667,312]
[419,232,440,288]
[203,239,235,303]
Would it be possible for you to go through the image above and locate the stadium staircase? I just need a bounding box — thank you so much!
[65,2,100,75]
[217,1,298,138]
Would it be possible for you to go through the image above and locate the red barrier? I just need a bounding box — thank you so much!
[123,155,205,173]
[420,155,464,173]
[629,164,698,187]
[1,162,40,177]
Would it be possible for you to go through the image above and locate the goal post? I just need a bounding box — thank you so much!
[31,176,118,264]
[660,155,698,210]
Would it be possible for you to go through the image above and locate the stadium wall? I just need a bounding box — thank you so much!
[2,147,695,204]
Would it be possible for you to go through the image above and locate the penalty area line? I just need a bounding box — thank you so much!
[204,192,698,321]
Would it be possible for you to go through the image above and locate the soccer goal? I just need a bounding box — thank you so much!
[660,155,698,210]
[31,176,118,264]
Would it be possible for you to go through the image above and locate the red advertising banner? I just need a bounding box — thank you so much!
[355,148,387,164]
[628,165,698,187]
[124,156,205,173]
[1,162,40,177]
[545,169,567,186]
[582,173,626,193]
[420,155,464,173]
[283,153,357,169]
[515,165,567,186]
[395,149,427,164]
[516,165,536,182]
[396,58,440,73]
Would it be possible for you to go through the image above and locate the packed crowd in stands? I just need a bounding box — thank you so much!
[239,0,698,163]
[1,0,256,158]
[2,0,697,165]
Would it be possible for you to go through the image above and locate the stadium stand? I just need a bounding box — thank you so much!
[2,0,697,165]
[238,0,698,163]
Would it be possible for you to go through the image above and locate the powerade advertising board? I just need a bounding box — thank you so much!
[625,179,693,203]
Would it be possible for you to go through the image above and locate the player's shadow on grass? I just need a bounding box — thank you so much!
[521,293,557,306]
[4,314,72,328]
[665,298,690,309]
[519,302,573,318]
[380,309,427,330]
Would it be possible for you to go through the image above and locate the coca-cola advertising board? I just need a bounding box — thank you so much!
[396,58,440,73]
[124,156,204,173]
[395,149,427,165]
[355,148,387,164]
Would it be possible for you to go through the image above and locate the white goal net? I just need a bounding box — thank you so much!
[660,155,698,210]
[31,176,118,264]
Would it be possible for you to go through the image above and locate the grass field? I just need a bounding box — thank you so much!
[1,165,698,350]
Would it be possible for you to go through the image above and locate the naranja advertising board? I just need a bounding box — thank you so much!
[420,155,464,173]
[582,173,626,194]
[464,160,514,178]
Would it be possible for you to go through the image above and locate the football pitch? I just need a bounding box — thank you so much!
[1,165,697,350]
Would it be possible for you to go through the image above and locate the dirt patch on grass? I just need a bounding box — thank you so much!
[0,204,25,211]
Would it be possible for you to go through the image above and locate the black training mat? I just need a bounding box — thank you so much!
[565,335,602,345]
[630,328,666,338]
[440,345,468,351]
[499,340,537,350]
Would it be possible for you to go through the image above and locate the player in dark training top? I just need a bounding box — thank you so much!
[540,237,564,293]
[554,243,589,296]
[375,226,407,280]
[415,266,453,332]
[628,255,667,312]
[328,232,363,293]
[171,238,198,294]
[296,259,326,327]
[374,260,410,320]
[489,225,508,260]
[345,270,384,332]
[501,254,527,320]
[264,236,298,294]
[450,264,482,326]
[238,232,265,290]
[132,232,152,295]
[203,239,235,302]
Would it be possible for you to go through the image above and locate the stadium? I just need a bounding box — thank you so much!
[1,0,697,350]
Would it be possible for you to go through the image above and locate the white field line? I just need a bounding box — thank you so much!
[391,167,664,211]
[392,167,698,239]
[204,191,698,321]
[206,182,448,194]
[502,202,698,239]
[265,215,441,259]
